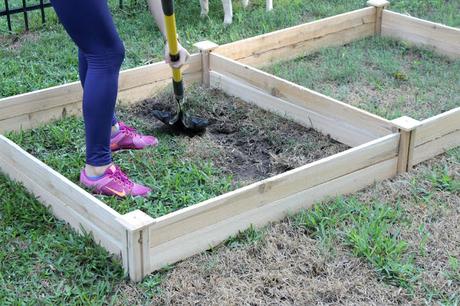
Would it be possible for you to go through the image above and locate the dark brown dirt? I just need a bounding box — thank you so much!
[127,86,348,185]
[145,152,459,305]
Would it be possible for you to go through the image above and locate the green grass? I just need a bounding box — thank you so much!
[265,36,460,120]
[1,0,460,98]
[293,147,460,303]
[1,0,460,304]
[6,113,234,217]
[295,197,416,287]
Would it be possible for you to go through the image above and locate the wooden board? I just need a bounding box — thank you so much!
[414,108,460,146]
[0,135,126,257]
[146,156,398,272]
[210,54,394,146]
[214,7,376,67]
[0,54,202,133]
[147,133,399,249]
[382,10,460,59]
[413,130,460,165]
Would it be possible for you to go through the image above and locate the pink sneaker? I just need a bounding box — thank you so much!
[111,122,158,152]
[80,164,151,198]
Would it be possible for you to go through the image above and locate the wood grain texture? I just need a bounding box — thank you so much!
[0,54,202,132]
[146,156,398,272]
[414,108,460,146]
[210,54,394,145]
[148,133,399,248]
[0,135,126,256]
[214,7,376,67]
[382,10,460,59]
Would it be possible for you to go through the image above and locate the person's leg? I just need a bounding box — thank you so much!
[78,48,87,87]
[79,49,119,132]
[50,0,151,197]
[51,0,123,168]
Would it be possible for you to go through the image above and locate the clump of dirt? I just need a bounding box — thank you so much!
[128,86,348,184]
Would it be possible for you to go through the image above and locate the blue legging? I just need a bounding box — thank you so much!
[51,0,123,167]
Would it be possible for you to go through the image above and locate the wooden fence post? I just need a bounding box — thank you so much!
[194,41,219,87]
[367,0,390,34]
[117,210,155,282]
[391,116,420,173]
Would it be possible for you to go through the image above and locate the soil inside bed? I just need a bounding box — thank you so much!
[264,36,460,121]
[7,86,348,217]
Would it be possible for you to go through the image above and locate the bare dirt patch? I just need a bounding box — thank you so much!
[149,151,459,305]
[126,86,348,185]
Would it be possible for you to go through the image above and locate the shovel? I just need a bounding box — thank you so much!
[152,0,209,133]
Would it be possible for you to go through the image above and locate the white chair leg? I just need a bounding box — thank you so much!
[200,0,209,17]
[266,0,273,11]
[241,0,249,8]
[222,0,233,24]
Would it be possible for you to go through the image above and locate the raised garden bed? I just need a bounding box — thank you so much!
[0,1,459,282]
[264,36,460,121]
[6,86,348,218]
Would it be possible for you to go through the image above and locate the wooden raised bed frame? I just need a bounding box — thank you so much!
[0,1,459,281]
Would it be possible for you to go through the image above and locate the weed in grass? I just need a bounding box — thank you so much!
[428,167,460,193]
[225,225,265,249]
[295,197,416,288]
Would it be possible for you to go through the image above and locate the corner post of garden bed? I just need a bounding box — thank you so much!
[391,116,421,173]
[117,209,156,282]
[367,0,390,34]
[194,41,220,87]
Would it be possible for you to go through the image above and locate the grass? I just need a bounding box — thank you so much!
[1,0,459,304]
[1,0,460,98]
[265,36,460,120]
[295,198,416,287]
[6,111,235,218]
[291,148,460,303]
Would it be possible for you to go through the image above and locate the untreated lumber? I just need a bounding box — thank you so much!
[391,116,420,172]
[414,108,460,146]
[413,129,460,165]
[210,54,394,147]
[367,0,390,34]
[147,133,399,250]
[194,40,219,88]
[411,108,460,165]
[0,135,126,258]
[382,10,460,59]
[118,210,156,282]
[149,153,397,272]
[0,54,202,133]
[214,7,376,67]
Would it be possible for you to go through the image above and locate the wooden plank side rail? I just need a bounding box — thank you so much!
[143,134,399,273]
[0,135,127,258]
[213,7,376,67]
[147,133,399,247]
[209,53,395,147]
[0,54,202,134]
[412,108,460,165]
[382,10,460,59]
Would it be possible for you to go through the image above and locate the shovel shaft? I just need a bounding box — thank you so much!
[161,0,184,98]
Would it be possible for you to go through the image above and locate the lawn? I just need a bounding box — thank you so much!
[264,36,460,120]
[1,0,460,98]
[1,0,459,304]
